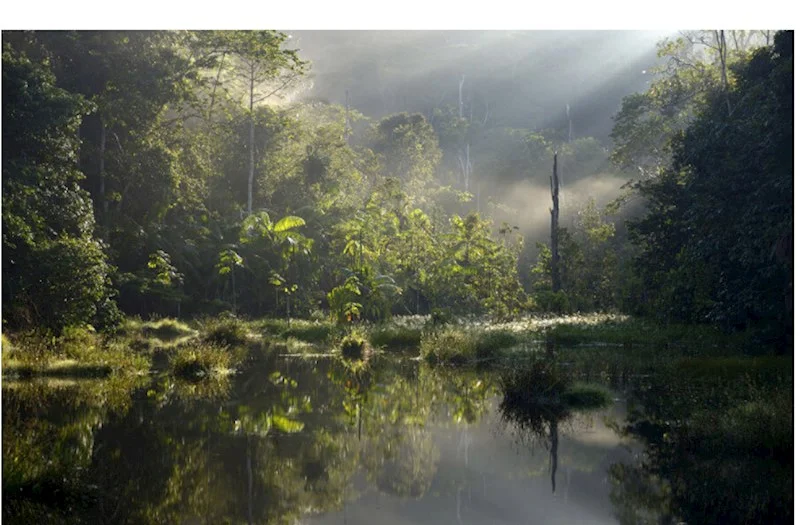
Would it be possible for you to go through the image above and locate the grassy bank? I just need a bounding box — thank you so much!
[1,313,776,379]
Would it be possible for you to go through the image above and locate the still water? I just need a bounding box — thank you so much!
[2,346,792,524]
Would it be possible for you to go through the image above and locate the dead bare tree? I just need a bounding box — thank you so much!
[551,152,561,292]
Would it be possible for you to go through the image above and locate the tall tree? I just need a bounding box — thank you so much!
[2,45,119,332]
[628,31,793,342]
[197,31,306,215]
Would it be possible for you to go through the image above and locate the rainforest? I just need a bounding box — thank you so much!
[1,30,793,524]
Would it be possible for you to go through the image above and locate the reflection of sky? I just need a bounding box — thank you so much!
[306,396,632,525]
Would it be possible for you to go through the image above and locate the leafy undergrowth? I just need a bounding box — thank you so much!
[535,314,745,351]
[456,313,752,353]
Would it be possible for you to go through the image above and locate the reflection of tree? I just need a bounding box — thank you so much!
[609,368,793,525]
[375,426,440,498]
[4,353,515,522]
[608,463,674,525]
[359,360,439,498]
[2,377,144,523]
[499,357,612,494]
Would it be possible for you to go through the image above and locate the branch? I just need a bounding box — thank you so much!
[252,72,303,103]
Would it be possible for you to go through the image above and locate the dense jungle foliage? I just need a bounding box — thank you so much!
[1,30,792,351]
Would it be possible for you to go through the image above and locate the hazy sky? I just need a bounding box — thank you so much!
[288,30,673,138]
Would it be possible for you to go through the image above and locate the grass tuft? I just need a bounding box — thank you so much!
[201,317,250,347]
[169,342,235,380]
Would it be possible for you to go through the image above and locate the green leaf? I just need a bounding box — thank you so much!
[271,414,304,433]
[274,215,306,233]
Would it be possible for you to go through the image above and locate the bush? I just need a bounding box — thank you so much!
[534,289,571,314]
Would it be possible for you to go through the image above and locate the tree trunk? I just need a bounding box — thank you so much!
[345,89,352,145]
[716,30,733,116]
[99,119,108,216]
[248,64,255,215]
[231,267,237,314]
[208,52,226,121]
[566,104,573,143]
[550,417,559,493]
[458,75,465,119]
[551,152,561,292]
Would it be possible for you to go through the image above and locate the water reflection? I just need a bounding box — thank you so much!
[2,350,792,524]
[607,357,793,525]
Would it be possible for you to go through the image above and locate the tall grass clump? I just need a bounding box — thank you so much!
[169,342,234,380]
[201,317,249,347]
[2,325,149,377]
[421,327,477,365]
[140,318,195,340]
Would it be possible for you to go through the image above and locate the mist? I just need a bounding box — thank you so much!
[289,30,671,137]
[285,30,672,247]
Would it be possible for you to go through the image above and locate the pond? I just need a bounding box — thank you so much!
[2,343,793,524]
